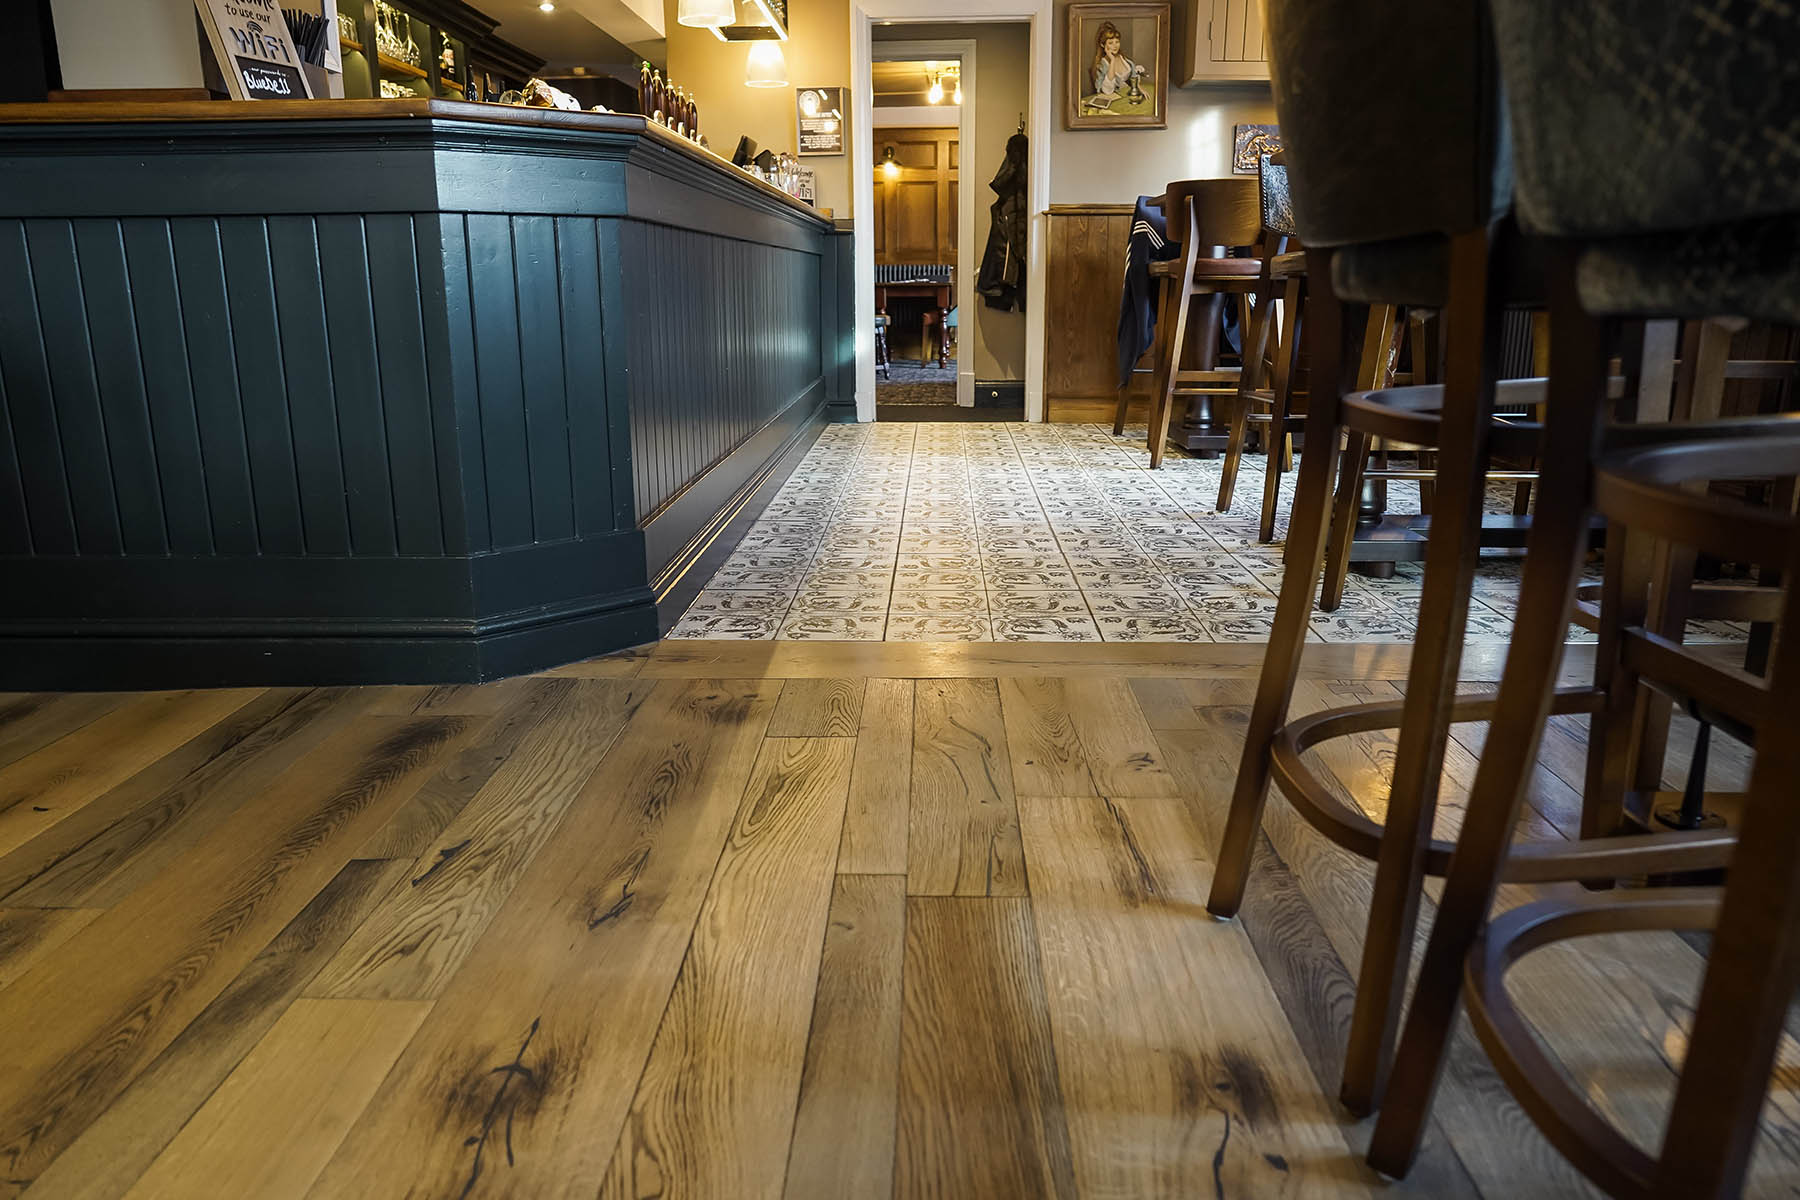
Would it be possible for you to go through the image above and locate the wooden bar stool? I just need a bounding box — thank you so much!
[1217,152,1307,541]
[1204,0,1561,1119]
[1115,178,1264,468]
[1367,0,1800,1188]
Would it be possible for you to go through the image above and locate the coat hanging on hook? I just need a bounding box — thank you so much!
[978,131,1028,312]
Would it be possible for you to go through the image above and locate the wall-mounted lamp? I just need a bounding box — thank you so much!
[677,0,734,26]
[927,72,944,104]
[881,146,899,179]
[746,39,788,87]
[952,77,963,104]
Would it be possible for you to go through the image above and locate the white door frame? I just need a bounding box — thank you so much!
[871,38,977,409]
[852,0,1053,422]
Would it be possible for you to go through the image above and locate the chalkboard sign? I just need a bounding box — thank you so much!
[195,0,315,101]
[797,87,844,156]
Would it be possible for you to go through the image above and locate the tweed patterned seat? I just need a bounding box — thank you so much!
[1492,0,1800,322]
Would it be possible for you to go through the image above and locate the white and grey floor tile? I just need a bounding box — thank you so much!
[669,421,1748,644]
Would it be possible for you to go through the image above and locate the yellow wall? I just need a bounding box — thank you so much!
[664,0,854,219]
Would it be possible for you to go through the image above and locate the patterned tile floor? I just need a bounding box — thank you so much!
[668,422,1753,644]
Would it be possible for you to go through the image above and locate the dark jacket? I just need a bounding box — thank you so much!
[1116,194,1180,388]
[977,132,1028,311]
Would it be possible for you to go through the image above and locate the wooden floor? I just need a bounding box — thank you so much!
[0,640,1793,1199]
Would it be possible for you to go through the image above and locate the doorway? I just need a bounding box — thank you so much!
[851,0,1053,423]
[870,51,971,414]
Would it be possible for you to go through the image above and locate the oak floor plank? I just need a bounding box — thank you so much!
[837,679,912,875]
[352,679,577,861]
[599,736,854,1200]
[908,679,1025,897]
[409,678,535,716]
[20,858,409,1200]
[305,679,780,1200]
[765,677,863,737]
[358,686,437,716]
[783,874,905,1200]
[1063,676,1180,797]
[640,640,1532,681]
[999,677,1095,797]
[0,907,104,990]
[1126,676,1260,730]
[534,644,653,679]
[1156,709,1596,1196]
[897,896,1077,1200]
[120,997,431,1200]
[1022,794,1372,1198]
[0,694,130,774]
[1,689,370,909]
[0,689,265,859]
[0,715,474,1184]
[1147,714,1479,1195]
[307,680,646,1000]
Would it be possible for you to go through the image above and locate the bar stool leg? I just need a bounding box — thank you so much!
[1143,274,1188,468]
[1367,254,1612,1174]
[1339,231,1503,1116]
[1208,249,1362,918]
[1320,430,1374,610]
[1220,275,1284,512]
[1149,281,1198,470]
[1656,602,1800,1197]
[1258,277,1307,541]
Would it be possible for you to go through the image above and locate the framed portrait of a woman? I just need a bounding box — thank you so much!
[1065,2,1170,130]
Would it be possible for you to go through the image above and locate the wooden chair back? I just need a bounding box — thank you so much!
[1158,178,1263,257]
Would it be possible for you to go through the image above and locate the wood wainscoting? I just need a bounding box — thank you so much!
[1044,204,1156,423]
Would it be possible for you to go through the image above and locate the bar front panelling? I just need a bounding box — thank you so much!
[620,219,823,523]
[0,213,470,561]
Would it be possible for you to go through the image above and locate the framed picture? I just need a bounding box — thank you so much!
[1066,2,1169,130]
[1232,124,1282,174]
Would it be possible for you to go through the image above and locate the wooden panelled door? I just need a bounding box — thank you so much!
[873,127,958,264]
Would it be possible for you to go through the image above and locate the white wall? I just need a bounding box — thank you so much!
[1049,0,1275,202]
[50,0,207,90]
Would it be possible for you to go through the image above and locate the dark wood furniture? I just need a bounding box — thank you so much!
[1114,178,1262,468]
[1366,256,1797,1196]
[0,100,854,687]
[875,279,952,368]
[1217,247,1307,540]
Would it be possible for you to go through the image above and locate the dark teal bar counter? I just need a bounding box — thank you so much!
[0,99,854,687]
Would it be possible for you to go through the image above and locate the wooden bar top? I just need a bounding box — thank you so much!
[0,97,829,226]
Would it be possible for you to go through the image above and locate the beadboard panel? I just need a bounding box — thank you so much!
[621,221,824,525]
[0,108,843,684]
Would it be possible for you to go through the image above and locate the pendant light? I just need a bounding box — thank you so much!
[952,74,963,104]
[678,0,734,28]
[926,71,944,104]
[746,39,788,87]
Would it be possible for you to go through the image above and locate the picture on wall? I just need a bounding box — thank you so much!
[1232,124,1282,173]
[1065,2,1170,130]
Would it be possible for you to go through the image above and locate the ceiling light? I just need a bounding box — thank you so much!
[881,146,899,179]
[746,40,787,87]
[538,1,554,10]
[678,0,734,27]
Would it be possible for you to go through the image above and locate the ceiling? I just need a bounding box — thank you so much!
[472,0,647,74]
[872,59,961,108]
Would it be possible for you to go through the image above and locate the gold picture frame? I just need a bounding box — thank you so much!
[1066,2,1169,130]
